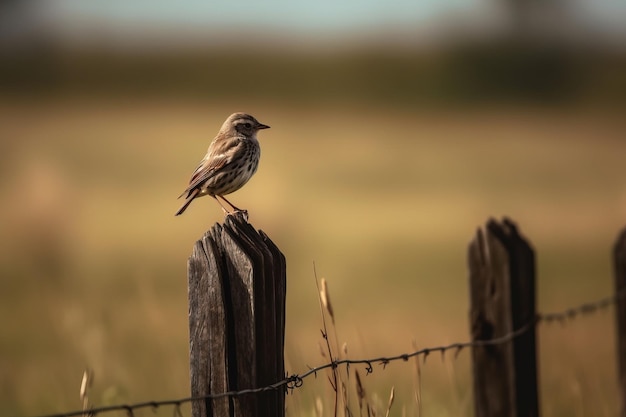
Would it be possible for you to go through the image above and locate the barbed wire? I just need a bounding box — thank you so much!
[33,290,619,417]
[539,293,616,324]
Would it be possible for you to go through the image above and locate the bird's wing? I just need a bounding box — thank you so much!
[178,137,244,198]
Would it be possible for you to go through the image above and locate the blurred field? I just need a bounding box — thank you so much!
[0,98,625,416]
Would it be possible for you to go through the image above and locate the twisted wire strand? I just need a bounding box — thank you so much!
[33,290,620,417]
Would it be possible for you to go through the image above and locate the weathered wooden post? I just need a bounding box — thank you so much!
[468,218,539,417]
[187,212,286,417]
[614,227,626,417]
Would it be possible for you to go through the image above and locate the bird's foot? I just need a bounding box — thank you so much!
[225,209,248,221]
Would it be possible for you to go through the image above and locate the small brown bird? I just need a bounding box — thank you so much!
[175,113,269,216]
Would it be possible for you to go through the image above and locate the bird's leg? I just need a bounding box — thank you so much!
[218,195,246,213]
[212,195,232,215]
[218,195,248,219]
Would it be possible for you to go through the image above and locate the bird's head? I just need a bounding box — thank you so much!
[223,113,270,137]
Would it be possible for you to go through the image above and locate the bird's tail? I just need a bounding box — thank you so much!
[175,189,199,216]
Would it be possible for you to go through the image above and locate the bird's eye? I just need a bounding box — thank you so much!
[244,123,252,129]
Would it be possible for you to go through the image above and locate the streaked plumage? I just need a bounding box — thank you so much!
[175,113,269,216]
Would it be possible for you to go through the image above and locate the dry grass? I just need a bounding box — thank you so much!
[314,274,403,417]
[0,99,624,416]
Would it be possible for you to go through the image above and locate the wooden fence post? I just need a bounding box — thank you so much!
[614,227,626,417]
[187,212,286,417]
[468,218,539,417]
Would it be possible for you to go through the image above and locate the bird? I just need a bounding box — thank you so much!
[175,112,269,216]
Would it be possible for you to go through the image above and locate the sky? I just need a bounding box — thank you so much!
[2,0,625,48]
[50,0,480,32]
[48,0,625,30]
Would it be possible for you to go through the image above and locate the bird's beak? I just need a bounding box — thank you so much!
[257,123,270,130]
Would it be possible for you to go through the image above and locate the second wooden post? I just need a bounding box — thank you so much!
[468,217,539,417]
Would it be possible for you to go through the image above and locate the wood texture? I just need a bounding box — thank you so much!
[188,212,286,417]
[614,228,626,417]
[468,218,539,417]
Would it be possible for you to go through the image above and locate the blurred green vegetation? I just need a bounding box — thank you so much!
[1,41,625,106]
[0,41,625,416]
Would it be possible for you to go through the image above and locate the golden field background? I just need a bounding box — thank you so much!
[1,93,625,416]
[2,5,626,416]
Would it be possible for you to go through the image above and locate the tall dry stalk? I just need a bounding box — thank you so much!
[80,369,93,417]
[315,269,340,417]
[412,340,422,417]
[384,386,395,417]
